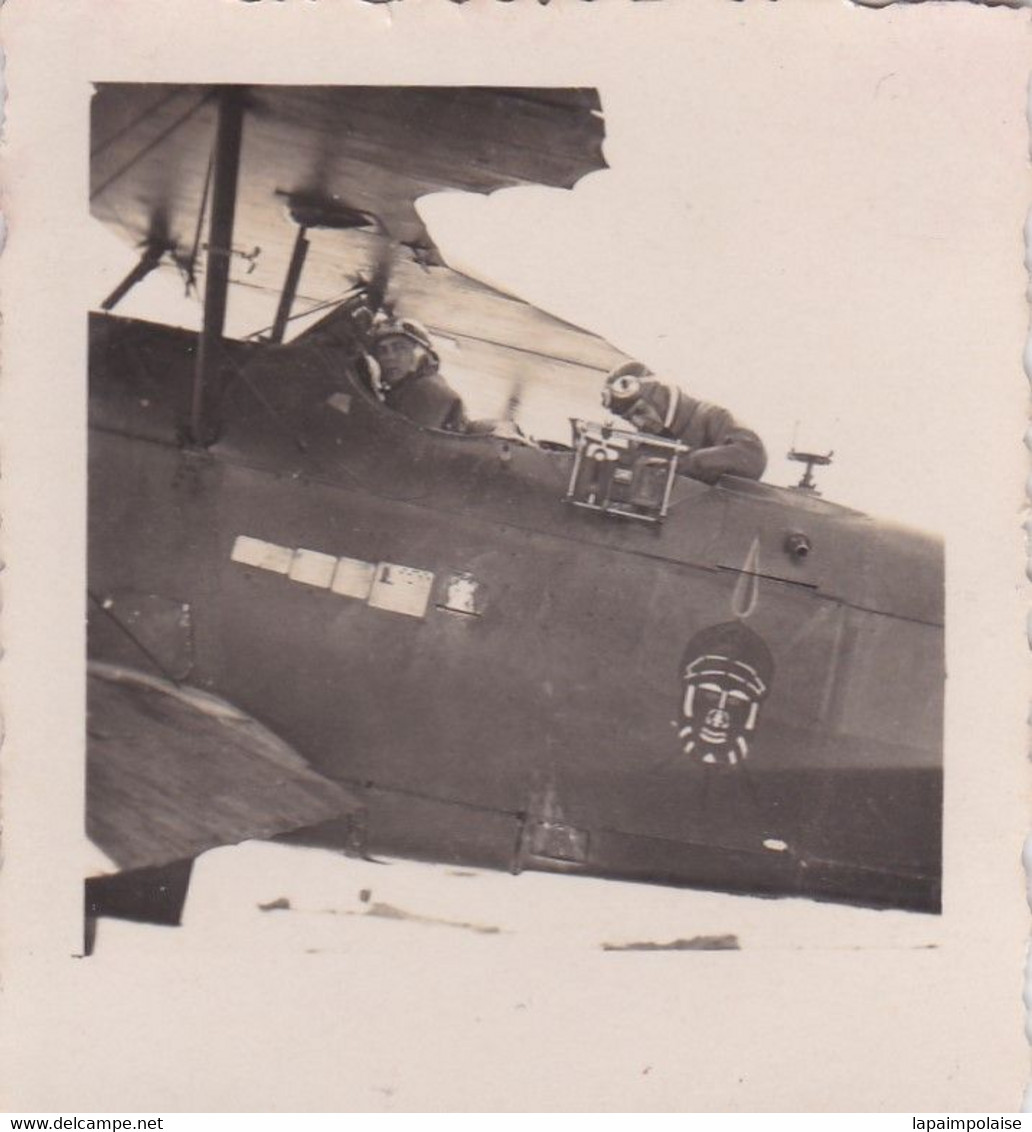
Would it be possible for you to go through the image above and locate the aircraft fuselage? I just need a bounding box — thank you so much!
[88,313,944,911]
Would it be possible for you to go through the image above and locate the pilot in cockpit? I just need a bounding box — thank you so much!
[360,316,494,435]
[601,362,767,484]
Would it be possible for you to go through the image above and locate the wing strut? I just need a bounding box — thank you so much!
[100,240,167,312]
[189,86,246,445]
[270,225,310,344]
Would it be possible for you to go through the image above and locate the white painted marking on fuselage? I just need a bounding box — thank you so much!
[288,548,339,589]
[231,535,294,574]
[326,392,352,415]
[441,573,479,615]
[231,537,439,619]
[730,535,762,619]
[368,562,435,619]
[331,556,377,600]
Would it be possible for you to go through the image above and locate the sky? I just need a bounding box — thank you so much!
[416,33,1028,537]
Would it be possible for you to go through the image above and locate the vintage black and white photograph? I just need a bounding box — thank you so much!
[1,0,1028,1114]
[84,80,945,933]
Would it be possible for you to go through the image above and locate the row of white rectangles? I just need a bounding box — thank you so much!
[230,534,441,619]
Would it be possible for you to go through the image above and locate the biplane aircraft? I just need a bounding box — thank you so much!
[85,84,944,941]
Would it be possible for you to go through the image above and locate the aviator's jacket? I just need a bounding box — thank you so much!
[637,380,767,484]
[353,351,471,433]
[383,370,468,432]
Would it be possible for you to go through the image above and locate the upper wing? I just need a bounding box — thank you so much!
[91,84,607,263]
[90,85,628,421]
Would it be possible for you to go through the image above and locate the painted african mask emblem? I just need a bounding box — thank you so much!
[678,620,775,766]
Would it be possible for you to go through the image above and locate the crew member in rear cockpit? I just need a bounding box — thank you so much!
[601,362,766,484]
[361,316,492,434]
